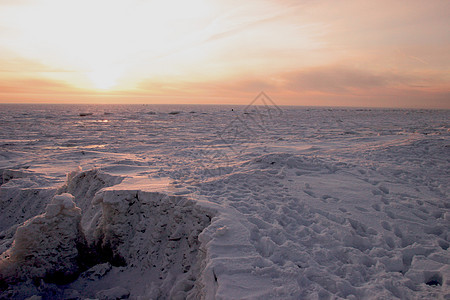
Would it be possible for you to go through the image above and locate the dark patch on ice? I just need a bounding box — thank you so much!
[93,240,127,268]
[425,273,442,286]
[438,240,449,250]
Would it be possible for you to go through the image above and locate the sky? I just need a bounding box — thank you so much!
[0,0,449,108]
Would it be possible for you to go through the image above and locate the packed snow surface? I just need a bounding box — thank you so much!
[0,104,449,299]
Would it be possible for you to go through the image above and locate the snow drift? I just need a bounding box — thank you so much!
[89,189,216,299]
[0,193,85,285]
[0,169,216,299]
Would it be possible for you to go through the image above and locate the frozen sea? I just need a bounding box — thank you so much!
[0,103,449,299]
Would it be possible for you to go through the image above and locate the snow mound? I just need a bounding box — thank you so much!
[57,168,123,242]
[0,170,217,299]
[0,169,58,233]
[0,193,85,285]
[0,168,122,259]
[59,168,123,213]
[87,189,216,299]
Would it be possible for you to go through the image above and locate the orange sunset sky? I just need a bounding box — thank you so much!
[0,0,449,108]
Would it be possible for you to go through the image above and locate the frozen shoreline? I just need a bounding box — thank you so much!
[0,105,449,299]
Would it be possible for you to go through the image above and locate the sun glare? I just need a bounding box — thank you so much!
[88,68,121,90]
[1,0,213,90]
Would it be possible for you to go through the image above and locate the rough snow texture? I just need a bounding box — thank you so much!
[87,189,215,299]
[0,194,84,284]
[95,286,130,300]
[0,169,57,232]
[0,105,449,299]
[195,153,450,299]
[0,177,216,299]
[0,168,120,261]
[57,168,123,243]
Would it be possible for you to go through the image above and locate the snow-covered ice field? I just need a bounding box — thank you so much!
[0,103,448,299]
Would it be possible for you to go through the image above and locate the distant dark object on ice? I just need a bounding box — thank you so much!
[168,111,181,115]
[79,113,93,117]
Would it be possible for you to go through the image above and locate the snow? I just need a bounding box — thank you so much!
[95,286,130,300]
[0,193,83,285]
[0,104,449,299]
